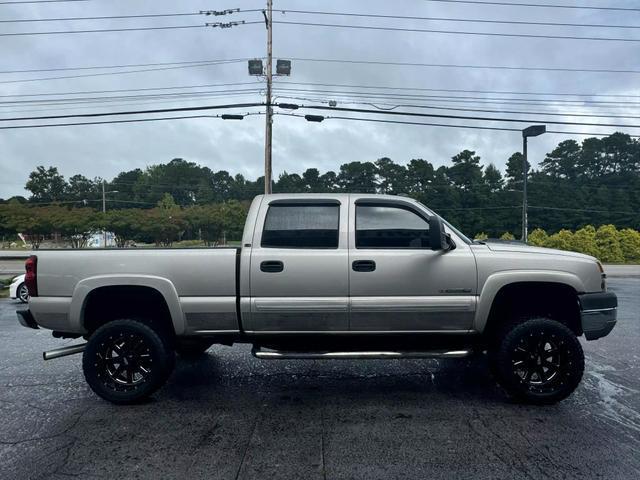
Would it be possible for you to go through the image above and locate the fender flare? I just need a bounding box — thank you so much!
[474,270,584,332]
[69,274,185,335]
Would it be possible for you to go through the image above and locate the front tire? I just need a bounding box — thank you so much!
[82,319,174,405]
[493,318,584,405]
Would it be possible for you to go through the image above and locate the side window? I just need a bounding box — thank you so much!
[261,204,340,249]
[356,204,430,249]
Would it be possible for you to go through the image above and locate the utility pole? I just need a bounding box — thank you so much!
[263,0,273,194]
[521,135,528,243]
[521,125,546,243]
[102,180,107,248]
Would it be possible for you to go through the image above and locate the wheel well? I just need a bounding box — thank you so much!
[82,286,175,340]
[484,282,582,340]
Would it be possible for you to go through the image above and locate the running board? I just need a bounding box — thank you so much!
[251,347,472,360]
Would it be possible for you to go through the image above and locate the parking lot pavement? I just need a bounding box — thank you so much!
[0,280,638,480]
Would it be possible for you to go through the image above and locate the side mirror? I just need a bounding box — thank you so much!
[428,216,450,251]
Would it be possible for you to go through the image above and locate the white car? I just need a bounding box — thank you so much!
[10,274,29,303]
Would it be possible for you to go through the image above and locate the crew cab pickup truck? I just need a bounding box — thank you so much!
[17,194,617,405]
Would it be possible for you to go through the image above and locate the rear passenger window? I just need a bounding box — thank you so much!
[261,204,340,248]
[356,204,430,248]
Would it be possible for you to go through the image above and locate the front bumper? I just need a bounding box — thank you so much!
[16,309,39,329]
[579,292,617,341]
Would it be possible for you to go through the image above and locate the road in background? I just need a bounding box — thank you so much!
[0,278,638,479]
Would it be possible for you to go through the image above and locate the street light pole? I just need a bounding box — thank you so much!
[521,125,546,243]
[263,0,273,194]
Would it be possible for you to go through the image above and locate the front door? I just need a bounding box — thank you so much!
[348,199,477,332]
[246,199,349,332]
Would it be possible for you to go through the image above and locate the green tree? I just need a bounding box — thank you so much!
[540,140,581,180]
[618,228,640,262]
[376,157,408,194]
[595,225,624,263]
[448,150,482,191]
[528,228,548,246]
[544,230,574,251]
[484,163,504,193]
[50,207,97,248]
[102,209,146,248]
[500,232,515,240]
[337,161,378,193]
[25,166,67,202]
[571,225,599,257]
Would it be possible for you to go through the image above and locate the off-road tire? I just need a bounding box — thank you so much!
[82,319,174,405]
[493,317,584,405]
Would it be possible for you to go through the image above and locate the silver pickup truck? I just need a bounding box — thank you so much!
[17,193,617,405]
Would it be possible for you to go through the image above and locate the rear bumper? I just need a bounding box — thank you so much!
[17,309,39,329]
[579,292,617,341]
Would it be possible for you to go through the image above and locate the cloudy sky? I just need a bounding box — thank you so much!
[1,0,639,198]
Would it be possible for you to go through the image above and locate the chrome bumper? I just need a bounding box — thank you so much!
[579,292,617,341]
[17,309,39,329]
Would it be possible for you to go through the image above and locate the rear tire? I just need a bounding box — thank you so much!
[82,319,174,405]
[492,318,584,405]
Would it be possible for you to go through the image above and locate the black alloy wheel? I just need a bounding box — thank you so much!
[83,319,174,404]
[494,318,584,404]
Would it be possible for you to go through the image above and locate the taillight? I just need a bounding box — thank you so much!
[25,255,38,297]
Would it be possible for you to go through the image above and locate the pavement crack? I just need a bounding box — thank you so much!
[234,400,263,480]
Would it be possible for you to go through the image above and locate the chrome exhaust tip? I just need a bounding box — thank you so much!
[43,343,87,361]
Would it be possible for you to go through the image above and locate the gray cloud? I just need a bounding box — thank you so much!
[1,0,638,198]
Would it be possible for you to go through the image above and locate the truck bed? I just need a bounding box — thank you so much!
[30,247,240,335]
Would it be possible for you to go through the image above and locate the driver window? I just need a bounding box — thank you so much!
[356,204,430,249]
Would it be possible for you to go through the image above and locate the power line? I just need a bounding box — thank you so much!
[276,112,640,138]
[0,12,200,23]
[0,102,263,122]
[275,81,640,100]
[0,112,263,130]
[289,57,640,75]
[0,24,206,37]
[528,205,640,215]
[0,0,88,4]
[294,103,640,128]
[274,90,640,112]
[420,0,640,12]
[0,60,247,85]
[0,58,254,75]
[274,20,640,43]
[0,81,263,98]
[273,87,640,106]
[0,88,264,106]
[274,95,640,120]
[268,9,640,30]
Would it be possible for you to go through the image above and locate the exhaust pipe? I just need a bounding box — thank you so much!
[43,343,86,361]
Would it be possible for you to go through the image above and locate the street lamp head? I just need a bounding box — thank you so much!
[523,125,546,138]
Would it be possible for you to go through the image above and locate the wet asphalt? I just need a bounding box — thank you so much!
[0,278,638,480]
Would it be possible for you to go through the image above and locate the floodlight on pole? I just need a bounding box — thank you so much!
[276,59,291,75]
[248,59,264,76]
[521,124,546,243]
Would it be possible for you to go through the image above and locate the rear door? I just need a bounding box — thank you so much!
[245,197,349,332]
[348,198,477,332]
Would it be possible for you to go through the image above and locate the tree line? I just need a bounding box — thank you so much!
[0,131,638,246]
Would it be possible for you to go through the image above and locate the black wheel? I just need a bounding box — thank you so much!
[17,283,29,303]
[493,318,584,405]
[82,319,175,405]
[175,339,213,359]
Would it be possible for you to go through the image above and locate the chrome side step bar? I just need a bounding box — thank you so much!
[43,343,86,361]
[251,347,472,360]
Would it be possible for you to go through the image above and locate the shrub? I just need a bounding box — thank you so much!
[595,225,624,263]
